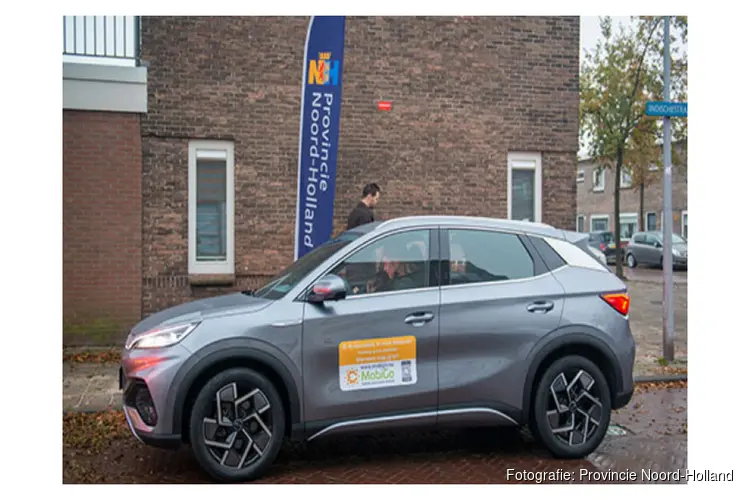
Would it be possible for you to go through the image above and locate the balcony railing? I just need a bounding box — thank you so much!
[63,16,141,66]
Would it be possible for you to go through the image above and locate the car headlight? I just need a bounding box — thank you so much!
[125,322,201,350]
[672,248,680,257]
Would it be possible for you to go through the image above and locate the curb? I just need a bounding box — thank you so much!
[634,374,687,383]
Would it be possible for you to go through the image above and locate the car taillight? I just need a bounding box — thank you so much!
[600,243,606,251]
[601,293,630,316]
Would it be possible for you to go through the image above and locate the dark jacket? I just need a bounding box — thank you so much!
[346,201,375,230]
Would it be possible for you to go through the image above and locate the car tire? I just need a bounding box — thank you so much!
[188,367,286,483]
[626,253,637,268]
[531,355,612,459]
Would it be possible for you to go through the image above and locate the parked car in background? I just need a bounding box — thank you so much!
[625,231,687,269]
[119,216,635,482]
[588,231,628,265]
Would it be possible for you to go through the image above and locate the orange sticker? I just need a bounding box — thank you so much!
[339,336,417,391]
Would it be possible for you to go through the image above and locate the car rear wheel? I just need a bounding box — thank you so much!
[531,355,611,459]
[626,253,637,268]
[189,367,286,483]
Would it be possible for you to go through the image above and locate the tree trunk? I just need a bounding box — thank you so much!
[639,180,645,232]
[614,148,624,279]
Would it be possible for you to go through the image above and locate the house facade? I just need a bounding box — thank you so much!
[63,16,580,343]
[576,140,688,240]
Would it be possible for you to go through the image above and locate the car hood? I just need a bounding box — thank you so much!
[129,292,273,336]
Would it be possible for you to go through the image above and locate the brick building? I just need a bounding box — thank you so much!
[62,17,147,344]
[63,16,580,343]
[576,140,688,239]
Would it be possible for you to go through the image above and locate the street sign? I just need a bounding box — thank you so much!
[646,101,687,117]
[378,101,392,111]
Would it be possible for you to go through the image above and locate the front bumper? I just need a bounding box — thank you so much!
[119,344,191,448]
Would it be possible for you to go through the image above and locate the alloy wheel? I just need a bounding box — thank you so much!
[202,382,274,469]
[544,369,603,447]
[627,254,636,268]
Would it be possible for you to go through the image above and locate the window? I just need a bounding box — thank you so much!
[646,212,657,231]
[508,152,542,222]
[576,169,585,183]
[645,234,659,247]
[255,232,360,301]
[681,211,688,239]
[593,168,605,192]
[576,215,585,233]
[619,213,638,240]
[620,168,633,189]
[447,229,534,285]
[590,215,609,232]
[189,141,235,275]
[633,233,646,244]
[331,230,430,296]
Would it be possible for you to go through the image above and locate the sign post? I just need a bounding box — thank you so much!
[644,17,688,362]
[294,16,346,260]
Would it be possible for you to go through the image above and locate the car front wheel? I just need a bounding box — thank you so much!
[531,355,611,459]
[188,367,286,483]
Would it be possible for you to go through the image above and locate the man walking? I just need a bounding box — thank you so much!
[346,183,381,230]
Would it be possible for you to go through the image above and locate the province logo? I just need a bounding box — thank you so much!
[308,51,341,86]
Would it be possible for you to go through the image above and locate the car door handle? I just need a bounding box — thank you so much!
[527,301,554,313]
[404,312,434,326]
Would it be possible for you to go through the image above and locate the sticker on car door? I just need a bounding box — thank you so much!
[339,336,417,391]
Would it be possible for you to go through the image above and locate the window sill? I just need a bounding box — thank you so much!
[189,274,236,287]
[592,188,604,193]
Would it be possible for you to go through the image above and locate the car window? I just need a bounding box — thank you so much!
[633,233,646,244]
[330,230,430,296]
[645,234,659,246]
[254,232,361,300]
[447,229,534,285]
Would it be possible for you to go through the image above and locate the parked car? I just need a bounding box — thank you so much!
[625,231,687,269]
[120,216,636,482]
[588,231,628,265]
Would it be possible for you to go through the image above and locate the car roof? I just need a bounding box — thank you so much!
[367,215,563,239]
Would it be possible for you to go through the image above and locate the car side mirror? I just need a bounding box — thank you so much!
[308,274,347,304]
[654,241,662,248]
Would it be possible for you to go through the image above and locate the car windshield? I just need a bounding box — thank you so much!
[253,232,362,300]
[599,232,614,243]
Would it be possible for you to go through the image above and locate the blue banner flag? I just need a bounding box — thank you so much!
[294,16,346,260]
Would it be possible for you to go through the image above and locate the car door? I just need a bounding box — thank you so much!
[301,227,440,435]
[644,234,660,265]
[436,227,564,425]
[631,233,646,262]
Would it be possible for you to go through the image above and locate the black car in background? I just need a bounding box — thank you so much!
[588,231,628,265]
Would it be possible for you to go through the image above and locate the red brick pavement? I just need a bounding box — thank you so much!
[63,388,687,484]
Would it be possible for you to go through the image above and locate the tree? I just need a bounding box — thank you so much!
[580,16,687,278]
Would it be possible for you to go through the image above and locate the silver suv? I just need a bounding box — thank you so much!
[120,216,636,482]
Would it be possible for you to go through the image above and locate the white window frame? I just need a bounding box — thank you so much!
[576,214,586,233]
[592,167,605,192]
[590,214,610,232]
[646,211,658,231]
[681,210,688,238]
[619,212,639,238]
[188,140,235,275]
[576,169,585,183]
[507,152,542,223]
[620,167,633,189]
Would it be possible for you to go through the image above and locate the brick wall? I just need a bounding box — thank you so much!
[140,16,579,314]
[576,141,688,234]
[63,110,143,344]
